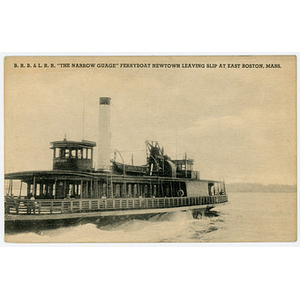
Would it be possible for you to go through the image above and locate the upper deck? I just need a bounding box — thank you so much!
[5,135,226,201]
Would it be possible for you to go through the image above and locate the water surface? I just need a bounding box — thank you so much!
[5,192,297,243]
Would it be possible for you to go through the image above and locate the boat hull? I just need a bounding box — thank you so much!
[5,194,228,232]
[5,203,226,233]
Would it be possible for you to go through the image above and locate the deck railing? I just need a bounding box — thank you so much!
[4,195,228,215]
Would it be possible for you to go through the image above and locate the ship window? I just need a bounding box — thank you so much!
[36,184,40,196]
[30,184,33,194]
[69,184,73,195]
[55,148,60,158]
[216,183,220,194]
[127,184,132,197]
[71,149,76,158]
[83,148,87,159]
[144,185,148,197]
[52,184,56,196]
[87,149,92,159]
[78,149,82,159]
[115,184,120,197]
[65,149,70,158]
[133,184,138,197]
[153,185,157,196]
[103,183,107,197]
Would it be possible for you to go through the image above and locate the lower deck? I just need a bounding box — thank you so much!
[5,194,228,221]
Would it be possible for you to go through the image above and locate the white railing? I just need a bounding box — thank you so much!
[5,195,228,215]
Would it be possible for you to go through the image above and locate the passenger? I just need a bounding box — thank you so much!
[5,194,16,214]
[24,195,35,214]
[30,195,36,214]
[14,198,19,214]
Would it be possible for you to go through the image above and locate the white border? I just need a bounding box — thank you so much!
[1,2,300,299]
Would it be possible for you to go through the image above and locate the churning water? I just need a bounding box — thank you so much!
[5,192,297,243]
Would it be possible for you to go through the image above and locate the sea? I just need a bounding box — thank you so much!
[4,192,297,243]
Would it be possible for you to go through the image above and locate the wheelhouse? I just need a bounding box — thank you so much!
[51,139,96,172]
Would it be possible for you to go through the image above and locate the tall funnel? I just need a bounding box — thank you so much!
[97,97,111,170]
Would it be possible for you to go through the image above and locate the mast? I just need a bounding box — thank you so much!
[97,97,111,170]
[82,99,85,140]
[185,152,187,178]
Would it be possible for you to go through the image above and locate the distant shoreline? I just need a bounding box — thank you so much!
[227,191,296,193]
[226,183,296,193]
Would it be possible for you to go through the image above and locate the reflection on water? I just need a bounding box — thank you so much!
[5,193,297,243]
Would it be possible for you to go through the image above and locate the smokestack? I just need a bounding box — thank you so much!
[97,97,111,170]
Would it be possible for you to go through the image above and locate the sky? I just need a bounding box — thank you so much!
[4,56,297,185]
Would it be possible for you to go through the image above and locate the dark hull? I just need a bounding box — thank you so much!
[5,204,221,234]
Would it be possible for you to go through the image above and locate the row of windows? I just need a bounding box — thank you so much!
[176,164,193,171]
[54,148,92,159]
[24,181,185,199]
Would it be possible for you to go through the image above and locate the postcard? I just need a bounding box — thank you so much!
[4,55,297,243]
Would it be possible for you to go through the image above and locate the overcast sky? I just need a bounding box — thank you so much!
[4,56,296,185]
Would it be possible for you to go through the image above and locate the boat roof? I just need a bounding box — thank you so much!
[50,140,96,149]
[5,170,98,181]
[172,159,194,164]
[5,170,224,184]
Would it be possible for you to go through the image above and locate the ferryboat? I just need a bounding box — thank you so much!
[4,97,228,228]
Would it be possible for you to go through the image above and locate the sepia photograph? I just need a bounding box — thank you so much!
[3,55,297,243]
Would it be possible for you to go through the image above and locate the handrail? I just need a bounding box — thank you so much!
[4,195,228,215]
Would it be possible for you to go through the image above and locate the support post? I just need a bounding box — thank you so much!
[54,178,57,200]
[19,181,22,198]
[7,180,11,196]
[10,180,13,196]
[33,176,36,198]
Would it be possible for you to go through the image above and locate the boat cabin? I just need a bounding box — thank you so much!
[172,158,199,179]
[51,138,96,172]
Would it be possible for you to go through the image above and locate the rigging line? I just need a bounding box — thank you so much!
[82,99,85,140]
[175,125,178,159]
[110,102,127,124]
